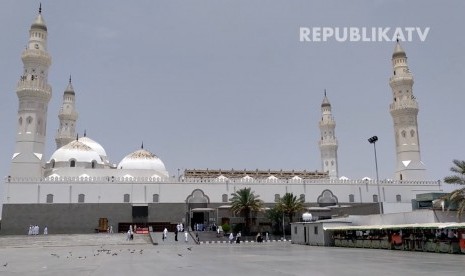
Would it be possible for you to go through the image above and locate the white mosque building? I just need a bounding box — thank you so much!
[1,8,442,234]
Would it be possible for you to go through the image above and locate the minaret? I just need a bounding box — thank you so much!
[319,90,338,179]
[10,5,52,178]
[55,76,78,149]
[389,41,426,180]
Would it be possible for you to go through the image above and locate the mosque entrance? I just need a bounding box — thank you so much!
[132,205,148,223]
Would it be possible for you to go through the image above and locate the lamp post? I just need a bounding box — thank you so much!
[368,136,383,214]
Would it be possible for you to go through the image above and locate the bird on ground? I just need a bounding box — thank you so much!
[187,247,192,251]
[177,254,183,257]
[2,262,7,267]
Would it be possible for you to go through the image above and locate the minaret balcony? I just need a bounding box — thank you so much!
[21,49,51,65]
[17,79,51,99]
[319,139,338,146]
[389,100,418,111]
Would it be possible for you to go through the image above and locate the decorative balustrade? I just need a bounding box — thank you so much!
[4,175,441,186]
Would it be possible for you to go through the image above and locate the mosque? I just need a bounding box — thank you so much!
[1,8,442,234]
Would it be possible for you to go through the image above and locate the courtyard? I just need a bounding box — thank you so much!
[0,234,463,275]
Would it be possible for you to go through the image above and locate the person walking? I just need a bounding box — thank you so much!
[163,228,168,241]
[43,226,48,235]
[184,231,189,242]
[229,232,234,244]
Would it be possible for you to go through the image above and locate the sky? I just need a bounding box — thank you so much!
[0,0,464,195]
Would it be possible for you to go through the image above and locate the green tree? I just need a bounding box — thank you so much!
[266,205,284,235]
[443,160,465,219]
[277,192,304,223]
[230,187,263,234]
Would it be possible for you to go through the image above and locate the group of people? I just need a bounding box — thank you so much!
[229,231,242,243]
[163,224,190,242]
[28,225,47,235]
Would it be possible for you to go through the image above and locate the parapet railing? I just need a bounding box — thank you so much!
[4,176,441,186]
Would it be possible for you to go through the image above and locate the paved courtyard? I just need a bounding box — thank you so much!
[0,234,464,275]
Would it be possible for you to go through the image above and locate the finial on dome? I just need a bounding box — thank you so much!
[84,129,87,137]
[324,89,327,97]
[141,141,144,149]
[39,3,42,14]
[69,75,72,84]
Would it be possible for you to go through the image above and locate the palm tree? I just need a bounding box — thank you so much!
[277,192,304,223]
[230,187,263,234]
[443,160,465,219]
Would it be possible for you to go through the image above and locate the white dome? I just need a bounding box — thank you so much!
[118,148,167,173]
[49,140,103,164]
[79,136,108,163]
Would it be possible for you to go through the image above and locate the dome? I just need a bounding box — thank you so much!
[31,6,47,31]
[392,41,406,58]
[49,140,103,164]
[79,136,109,163]
[118,148,168,174]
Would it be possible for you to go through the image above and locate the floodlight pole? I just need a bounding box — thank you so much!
[368,136,383,214]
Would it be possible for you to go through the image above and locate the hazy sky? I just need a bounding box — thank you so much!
[0,1,464,191]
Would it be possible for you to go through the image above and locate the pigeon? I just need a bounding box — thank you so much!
[177,254,183,257]
[187,247,192,251]
[2,262,7,267]
[51,253,59,258]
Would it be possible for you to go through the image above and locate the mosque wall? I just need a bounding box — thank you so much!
[1,203,132,235]
[3,179,442,205]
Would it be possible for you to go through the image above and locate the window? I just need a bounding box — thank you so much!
[300,194,305,202]
[294,226,298,234]
[222,194,228,203]
[396,194,402,202]
[373,194,378,203]
[78,194,85,203]
[153,194,159,203]
[410,130,415,138]
[314,226,318,235]
[91,161,96,169]
[349,194,355,203]
[46,194,54,203]
[51,159,55,168]
[274,194,280,202]
[70,160,76,167]
[401,130,406,138]
[124,194,130,203]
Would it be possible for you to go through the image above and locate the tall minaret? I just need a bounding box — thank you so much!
[389,41,426,180]
[10,5,52,178]
[55,76,78,149]
[319,90,338,179]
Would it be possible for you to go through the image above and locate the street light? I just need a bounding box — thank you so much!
[368,136,383,214]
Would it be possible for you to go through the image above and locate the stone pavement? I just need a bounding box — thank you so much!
[0,234,464,275]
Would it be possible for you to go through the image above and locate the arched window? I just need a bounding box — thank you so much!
[46,194,54,203]
[274,194,280,202]
[123,194,130,203]
[51,159,55,168]
[396,194,402,202]
[153,194,159,203]
[349,194,355,203]
[401,130,406,138]
[91,160,96,169]
[410,130,415,137]
[373,194,378,203]
[300,194,305,202]
[70,160,76,167]
[78,194,85,203]
[222,194,228,203]
[19,117,23,126]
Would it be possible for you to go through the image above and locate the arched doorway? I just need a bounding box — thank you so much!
[186,189,212,231]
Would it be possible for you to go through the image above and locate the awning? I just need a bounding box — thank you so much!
[323,222,465,231]
[218,205,232,209]
[191,208,216,212]
[132,203,148,207]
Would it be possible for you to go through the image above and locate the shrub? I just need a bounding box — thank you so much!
[222,223,231,233]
